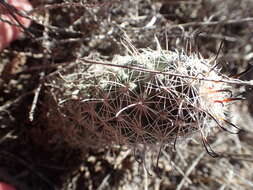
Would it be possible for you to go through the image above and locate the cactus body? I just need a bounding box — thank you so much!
[45,48,234,151]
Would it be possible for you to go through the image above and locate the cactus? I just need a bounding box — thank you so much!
[44,47,241,156]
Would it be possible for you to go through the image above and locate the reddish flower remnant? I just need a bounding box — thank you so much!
[0,182,15,190]
[0,0,32,51]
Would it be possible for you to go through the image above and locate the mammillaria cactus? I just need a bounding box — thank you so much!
[44,46,243,157]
